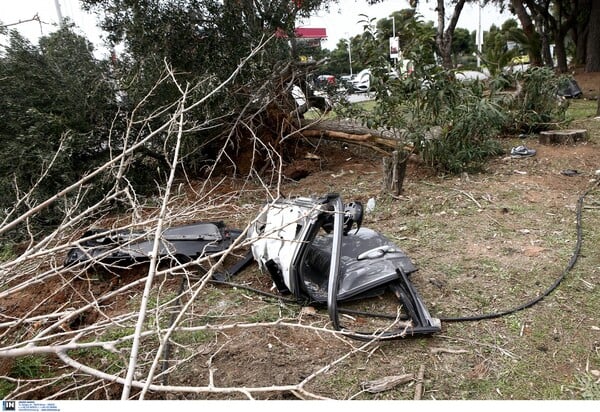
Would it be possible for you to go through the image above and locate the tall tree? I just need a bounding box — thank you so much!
[585,0,600,71]
[571,0,590,66]
[435,0,467,68]
[503,0,599,71]
[480,20,522,75]
[520,0,578,72]
[79,0,332,175]
[509,0,543,66]
[452,27,476,66]
[0,27,117,234]
[326,38,356,76]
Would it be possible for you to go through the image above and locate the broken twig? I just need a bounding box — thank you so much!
[361,374,414,393]
[452,189,482,209]
[430,347,470,355]
[414,365,425,400]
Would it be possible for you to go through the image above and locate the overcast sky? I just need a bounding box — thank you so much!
[2,0,106,55]
[2,0,513,54]
[301,0,513,49]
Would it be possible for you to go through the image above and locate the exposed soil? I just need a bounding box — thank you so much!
[1,88,600,400]
[573,68,600,100]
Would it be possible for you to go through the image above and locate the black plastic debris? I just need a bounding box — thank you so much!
[64,221,241,267]
[558,78,582,99]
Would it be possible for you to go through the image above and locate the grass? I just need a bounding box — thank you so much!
[0,242,15,262]
[566,99,598,120]
[573,373,600,399]
[70,346,126,376]
[172,330,215,345]
[9,355,47,379]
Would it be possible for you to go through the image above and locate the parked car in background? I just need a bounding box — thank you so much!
[315,74,336,89]
[349,68,402,93]
[340,74,355,82]
[350,69,371,93]
[455,70,489,82]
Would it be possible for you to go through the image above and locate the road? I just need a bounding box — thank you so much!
[345,92,375,103]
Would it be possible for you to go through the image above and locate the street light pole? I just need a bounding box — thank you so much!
[54,0,64,26]
[345,33,352,76]
[390,16,397,66]
[477,0,482,68]
[348,40,353,76]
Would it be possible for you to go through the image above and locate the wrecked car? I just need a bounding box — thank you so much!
[64,194,440,338]
[247,194,441,338]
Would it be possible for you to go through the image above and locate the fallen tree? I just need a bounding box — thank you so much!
[295,118,441,155]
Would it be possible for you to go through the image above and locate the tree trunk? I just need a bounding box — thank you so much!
[539,129,588,144]
[554,32,568,72]
[435,0,466,69]
[297,119,409,154]
[572,0,591,66]
[296,119,442,155]
[585,0,600,71]
[571,0,591,66]
[535,13,553,67]
[511,0,543,66]
[382,150,409,196]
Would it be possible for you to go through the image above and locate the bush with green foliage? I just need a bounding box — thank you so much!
[335,13,573,175]
[337,16,505,174]
[492,67,570,134]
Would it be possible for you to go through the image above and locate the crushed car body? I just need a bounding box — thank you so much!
[247,194,441,338]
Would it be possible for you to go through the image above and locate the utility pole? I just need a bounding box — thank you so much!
[54,0,64,26]
[477,0,482,68]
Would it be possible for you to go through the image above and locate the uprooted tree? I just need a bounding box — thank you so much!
[0,0,339,239]
[0,47,408,399]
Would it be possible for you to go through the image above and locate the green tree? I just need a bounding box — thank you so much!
[504,0,600,72]
[79,0,333,175]
[0,26,117,236]
[481,19,523,75]
[452,27,476,67]
[325,38,355,76]
[343,8,437,72]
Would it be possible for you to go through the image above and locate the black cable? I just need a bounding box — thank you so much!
[438,180,597,322]
[208,278,299,304]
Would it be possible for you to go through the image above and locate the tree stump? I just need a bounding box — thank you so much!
[539,129,587,145]
[382,150,409,196]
